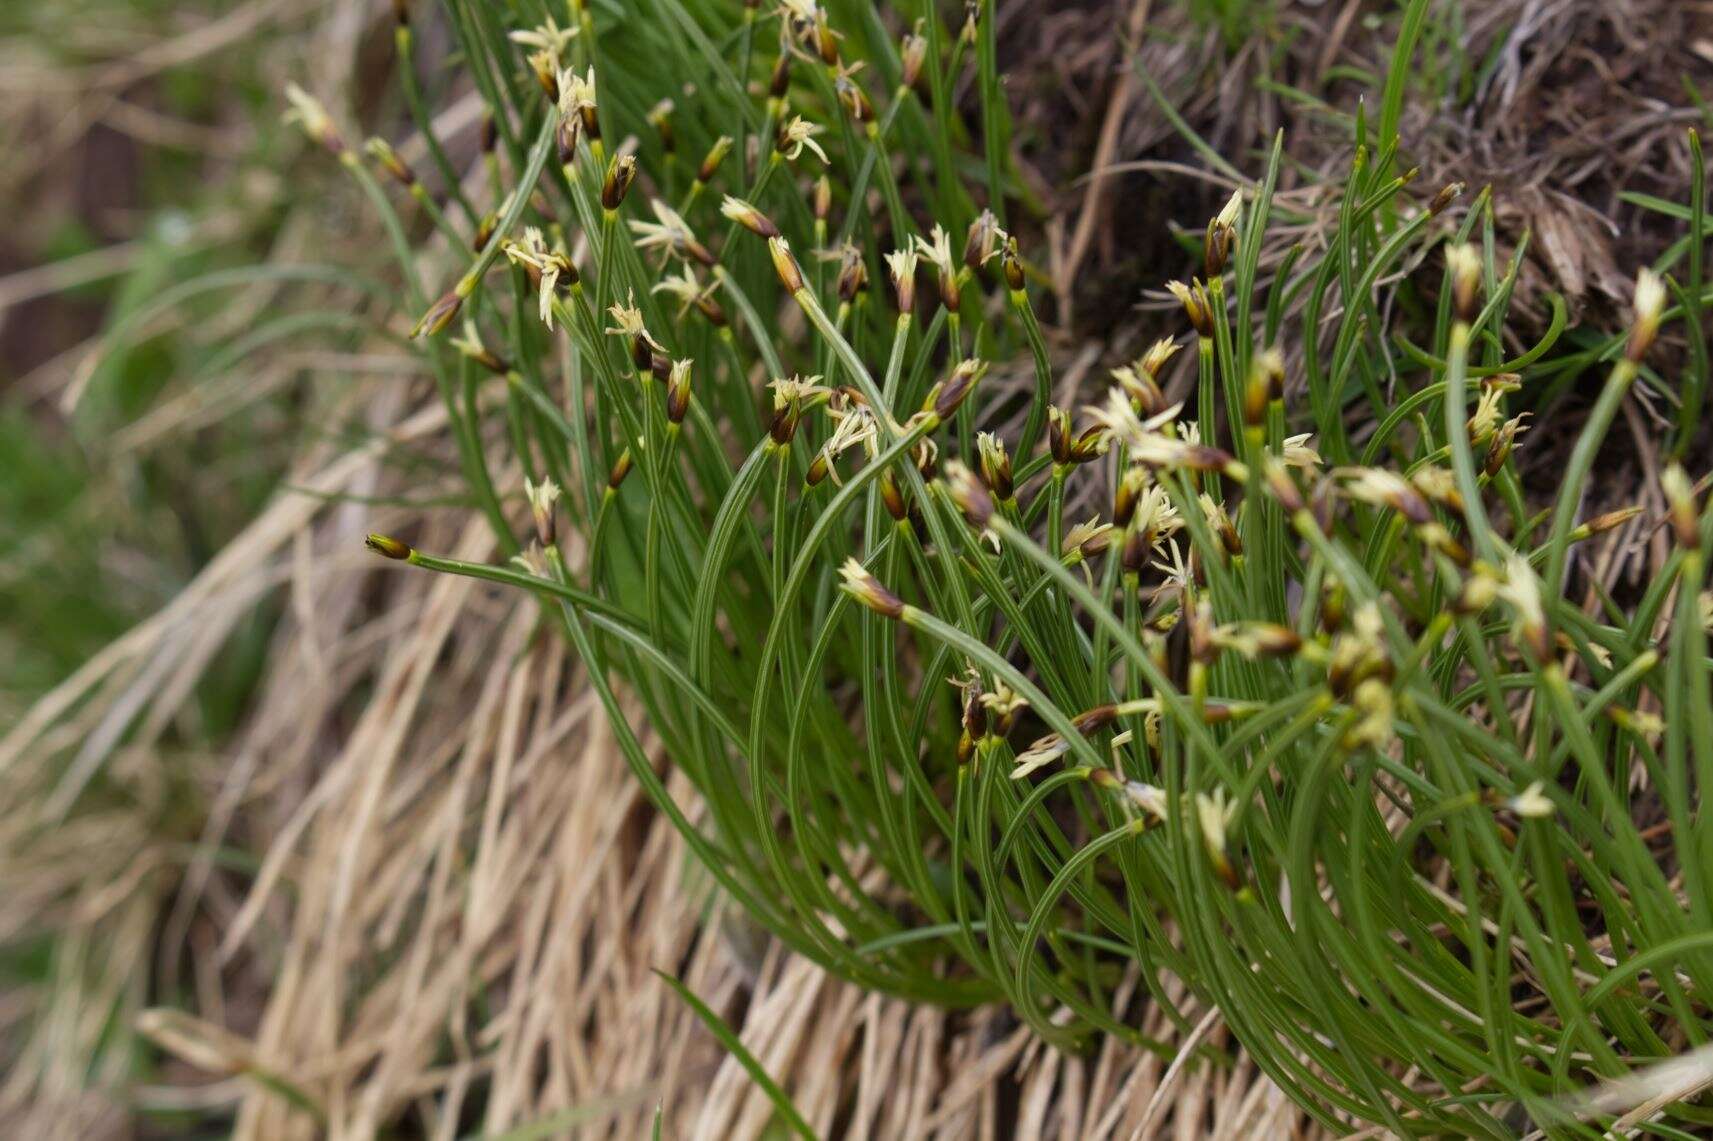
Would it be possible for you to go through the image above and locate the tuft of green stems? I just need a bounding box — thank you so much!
[321,2,1713,1135]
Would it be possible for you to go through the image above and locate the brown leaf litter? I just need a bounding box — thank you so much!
[1003,0,1712,335]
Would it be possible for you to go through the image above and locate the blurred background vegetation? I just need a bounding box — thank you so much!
[1,0,307,710]
[2,6,360,1131]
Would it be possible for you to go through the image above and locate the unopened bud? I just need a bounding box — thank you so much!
[1243,355,1272,427]
[834,69,873,122]
[1345,468,1433,525]
[1120,527,1151,576]
[976,432,1013,501]
[1204,189,1240,279]
[1251,624,1301,657]
[813,14,840,66]
[364,137,416,186]
[1260,346,1285,402]
[1482,415,1528,476]
[814,175,832,223]
[284,83,346,156]
[413,290,463,338]
[1070,704,1119,738]
[1070,426,1107,465]
[1002,240,1025,292]
[839,558,906,620]
[1321,575,1347,632]
[880,466,909,521]
[693,290,727,327]
[697,136,733,184]
[1067,519,1112,560]
[885,249,918,312]
[1202,494,1241,557]
[1573,506,1643,540]
[1607,705,1666,740]
[900,25,928,91]
[556,115,581,165]
[1211,621,1302,661]
[601,154,637,210]
[366,533,412,560]
[1310,478,1337,535]
[665,359,693,424]
[912,438,939,480]
[1427,181,1464,217]
[1418,521,1471,566]
[769,52,791,101]
[608,447,635,490]
[1188,600,1218,666]
[835,246,868,303]
[945,461,994,530]
[1627,267,1666,363]
[1048,406,1073,466]
[524,478,561,546]
[964,210,1004,273]
[1663,465,1700,548]
[530,52,560,102]
[1453,568,1499,616]
[647,99,675,153]
[1262,456,1305,514]
[936,264,960,314]
[1113,467,1147,528]
[720,195,780,238]
[959,682,987,744]
[924,359,987,421]
[769,400,802,447]
[473,211,498,253]
[952,689,982,765]
[1167,279,1214,338]
[1446,243,1481,323]
[453,321,508,374]
[769,237,806,293]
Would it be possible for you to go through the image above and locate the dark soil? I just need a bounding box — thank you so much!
[995,0,1713,337]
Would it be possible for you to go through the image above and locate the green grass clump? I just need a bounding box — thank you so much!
[284,0,1713,1133]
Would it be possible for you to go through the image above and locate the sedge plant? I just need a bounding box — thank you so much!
[284,0,1713,1134]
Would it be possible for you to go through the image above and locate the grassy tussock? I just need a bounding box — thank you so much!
[347,0,1713,1134]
